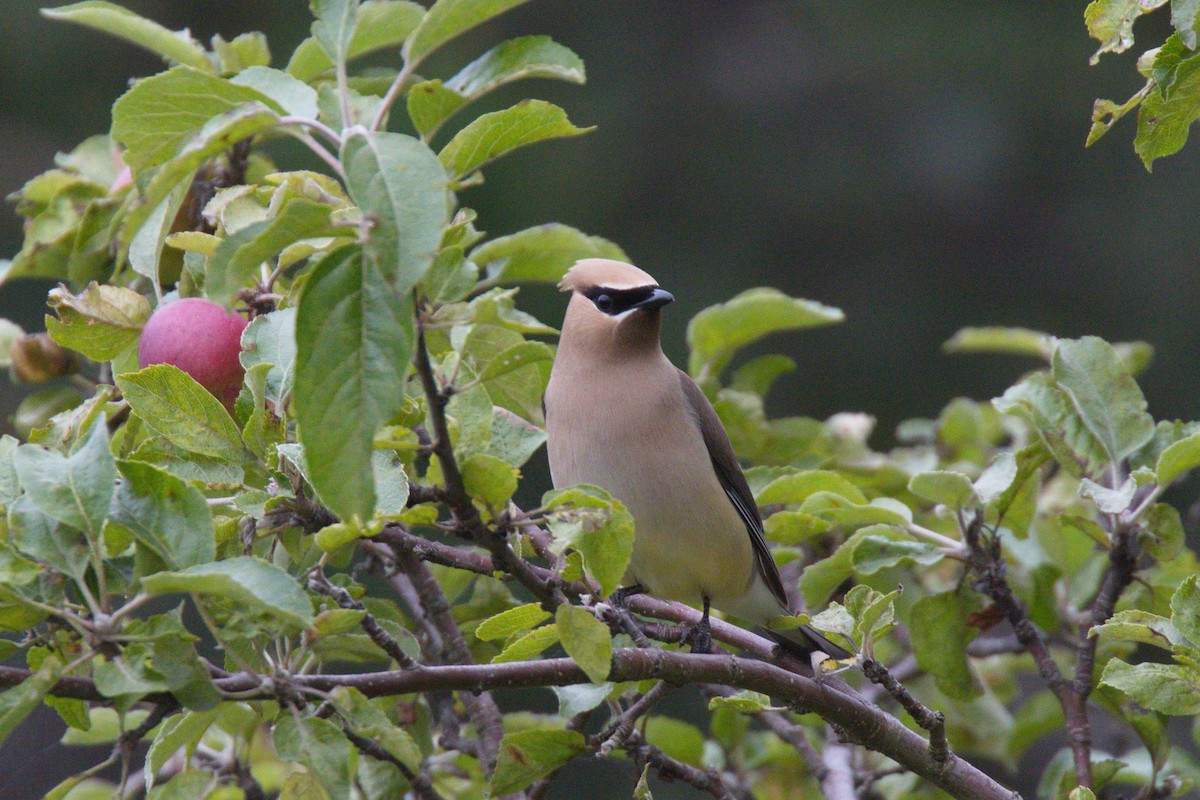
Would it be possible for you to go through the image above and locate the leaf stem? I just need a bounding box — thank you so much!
[371,58,416,132]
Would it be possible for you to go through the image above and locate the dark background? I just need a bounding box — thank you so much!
[2,1,1198,797]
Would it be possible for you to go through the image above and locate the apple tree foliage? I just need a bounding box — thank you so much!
[0,2,1197,799]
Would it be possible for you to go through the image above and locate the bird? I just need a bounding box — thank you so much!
[543,258,837,657]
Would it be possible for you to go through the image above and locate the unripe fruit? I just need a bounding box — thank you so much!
[138,298,247,409]
[10,333,78,383]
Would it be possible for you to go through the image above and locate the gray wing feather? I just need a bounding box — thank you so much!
[676,369,790,611]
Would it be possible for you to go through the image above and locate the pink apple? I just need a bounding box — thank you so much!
[138,298,247,409]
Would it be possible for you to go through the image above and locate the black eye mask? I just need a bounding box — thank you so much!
[582,285,660,315]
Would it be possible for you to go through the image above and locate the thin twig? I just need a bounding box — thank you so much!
[820,730,859,800]
[307,569,419,669]
[343,725,446,800]
[862,659,947,771]
[389,541,505,778]
[596,680,674,755]
[625,729,739,800]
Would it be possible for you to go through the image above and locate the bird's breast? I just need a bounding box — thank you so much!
[544,365,755,607]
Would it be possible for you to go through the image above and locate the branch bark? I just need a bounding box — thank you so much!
[3,645,1019,799]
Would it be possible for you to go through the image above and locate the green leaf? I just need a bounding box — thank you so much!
[111,66,279,174]
[14,420,113,539]
[763,510,831,544]
[7,495,90,579]
[42,2,211,71]
[404,0,532,66]
[407,80,471,140]
[311,0,359,69]
[491,728,587,795]
[552,683,611,718]
[438,100,592,179]
[274,715,357,800]
[287,0,425,82]
[974,452,1018,505]
[452,35,585,95]
[1142,502,1184,561]
[471,223,627,284]
[942,326,1052,359]
[408,35,585,138]
[1156,431,1200,485]
[543,485,635,597]
[239,307,297,408]
[707,690,783,714]
[1084,0,1166,64]
[1136,50,1200,168]
[1090,609,1180,649]
[1173,0,1200,48]
[852,536,944,575]
[687,288,843,378]
[122,102,280,240]
[372,450,409,518]
[294,245,415,522]
[1070,787,1097,800]
[475,602,551,641]
[45,282,150,362]
[1052,337,1155,464]
[994,372,1106,476]
[117,365,246,461]
[488,406,547,467]
[129,437,244,486]
[910,589,979,701]
[798,527,875,609]
[146,772,214,800]
[634,765,654,800]
[730,354,796,397]
[1172,575,1200,644]
[127,182,187,285]
[110,460,215,570]
[212,31,271,74]
[643,716,706,766]
[1078,476,1136,514]
[491,622,560,663]
[908,470,978,509]
[756,469,866,506]
[230,66,320,121]
[1100,658,1200,715]
[555,604,611,683]
[145,708,221,789]
[207,197,334,305]
[460,452,519,508]
[340,131,450,294]
[141,556,314,631]
[0,656,61,747]
[477,341,555,384]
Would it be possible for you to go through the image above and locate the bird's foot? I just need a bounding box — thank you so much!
[688,597,713,654]
[609,584,645,610]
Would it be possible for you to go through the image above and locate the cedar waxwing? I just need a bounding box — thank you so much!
[544,258,835,656]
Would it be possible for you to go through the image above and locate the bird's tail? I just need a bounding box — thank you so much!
[764,623,852,663]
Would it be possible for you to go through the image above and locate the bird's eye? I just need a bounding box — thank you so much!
[594,293,614,313]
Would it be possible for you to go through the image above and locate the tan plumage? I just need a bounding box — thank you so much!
[545,258,831,654]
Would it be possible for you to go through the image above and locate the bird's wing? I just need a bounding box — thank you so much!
[676,369,790,611]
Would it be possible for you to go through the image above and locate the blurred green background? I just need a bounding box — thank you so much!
[2,1,1198,797]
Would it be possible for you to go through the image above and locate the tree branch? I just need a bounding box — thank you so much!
[307,569,419,670]
[387,542,505,777]
[342,725,446,800]
[625,728,739,800]
[820,731,859,800]
[862,659,947,771]
[5,645,1020,799]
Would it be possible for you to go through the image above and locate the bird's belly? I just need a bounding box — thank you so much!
[548,422,755,608]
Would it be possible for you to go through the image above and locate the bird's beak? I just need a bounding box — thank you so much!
[632,287,675,312]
